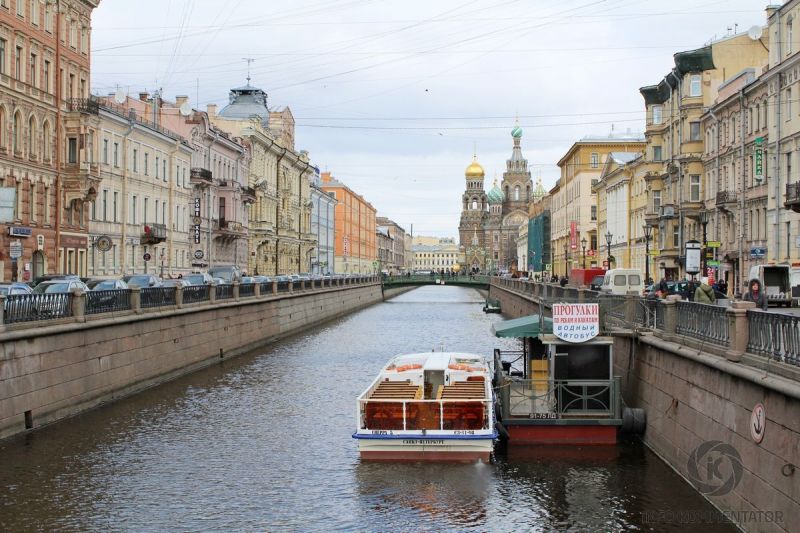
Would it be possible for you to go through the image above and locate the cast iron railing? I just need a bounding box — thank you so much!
[675,301,729,346]
[4,293,73,323]
[216,284,233,300]
[140,287,176,308]
[182,285,210,304]
[276,280,290,293]
[86,289,131,314]
[500,378,621,420]
[239,283,255,297]
[747,310,800,367]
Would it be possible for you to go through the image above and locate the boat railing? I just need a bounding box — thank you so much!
[494,349,525,376]
[499,377,621,420]
[358,398,493,432]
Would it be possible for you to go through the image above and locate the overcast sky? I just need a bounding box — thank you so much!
[91,0,767,238]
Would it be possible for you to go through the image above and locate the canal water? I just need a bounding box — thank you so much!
[0,286,735,532]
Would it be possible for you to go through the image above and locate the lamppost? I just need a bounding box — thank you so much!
[605,231,613,269]
[563,242,569,276]
[699,210,709,277]
[581,237,587,269]
[643,224,653,285]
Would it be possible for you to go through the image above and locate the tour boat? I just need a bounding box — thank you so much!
[353,352,497,462]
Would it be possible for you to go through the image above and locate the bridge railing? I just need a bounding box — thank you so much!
[489,277,800,372]
[0,275,380,330]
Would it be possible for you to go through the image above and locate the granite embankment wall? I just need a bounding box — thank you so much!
[490,281,799,533]
[0,282,391,440]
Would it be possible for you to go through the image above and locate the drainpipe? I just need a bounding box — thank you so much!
[774,18,783,263]
[739,88,747,296]
[54,0,62,272]
[670,71,684,275]
[275,147,286,275]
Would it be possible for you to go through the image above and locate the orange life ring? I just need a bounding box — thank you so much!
[448,363,482,372]
[396,363,423,372]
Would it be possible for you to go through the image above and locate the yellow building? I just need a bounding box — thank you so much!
[640,33,767,280]
[552,133,644,276]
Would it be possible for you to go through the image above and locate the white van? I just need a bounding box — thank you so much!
[600,268,645,295]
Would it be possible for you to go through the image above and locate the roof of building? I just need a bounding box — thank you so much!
[218,84,270,127]
[487,178,505,204]
[579,130,645,143]
[465,155,485,178]
[608,152,642,165]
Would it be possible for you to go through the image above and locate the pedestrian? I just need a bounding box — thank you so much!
[694,277,716,304]
[743,278,769,310]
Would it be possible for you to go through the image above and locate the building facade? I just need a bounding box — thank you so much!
[209,83,315,276]
[0,0,101,281]
[413,239,460,272]
[552,132,645,276]
[376,216,408,273]
[310,166,336,275]
[87,96,193,277]
[458,125,532,273]
[640,33,767,281]
[321,172,376,274]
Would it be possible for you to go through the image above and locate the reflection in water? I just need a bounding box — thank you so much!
[0,286,734,532]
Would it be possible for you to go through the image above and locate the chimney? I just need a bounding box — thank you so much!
[175,95,188,107]
[139,91,150,102]
[766,5,780,20]
[321,172,331,184]
[207,104,217,117]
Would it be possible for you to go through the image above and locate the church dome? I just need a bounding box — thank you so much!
[511,125,523,138]
[487,179,504,204]
[465,156,485,178]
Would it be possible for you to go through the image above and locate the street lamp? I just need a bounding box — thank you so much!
[605,231,613,269]
[563,242,569,277]
[581,237,587,269]
[643,224,653,284]
[699,210,709,276]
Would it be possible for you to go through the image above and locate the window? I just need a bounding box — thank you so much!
[113,142,119,167]
[144,153,149,175]
[689,74,701,97]
[788,88,793,119]
[162,160,167,181]
[789,16,794,55]
[15,46,21,79]
[155,200,159,223]
[16,0,22,16]
[652,145,662,161]
[689,122,701,141]
[113,191,118,222]
[514,186,520,201]
[29,181,35,221]
[590,152,599,168]
[67,137,77,163]
[43,60,49,92]
[31,0,38,24]
[788,152,793,181]
[176,164,180,185]
[591,205,597,221]
[471,199,477,210]
[0,38,5,75]
[219,197,226,222]
[652,105,663,125]
[652,190,661,212]
[132,148,138,172]
[102,189,108,221]
[131,196,137,224]
[155,156,159,178]
[690,174,700,202]
[673,225,679,247]
[143,197,148,224]
[103,139,108,164]
[29,53,36,87]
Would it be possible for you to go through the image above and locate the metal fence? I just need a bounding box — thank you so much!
[4,293,73,323]
[500,378,621,420]
[140,287,176,309]
[676,301,729,346]
[239,283,255,297]
[86,289,131,315]
[182,285,210,304]
[259,282,274,295]
[276,280,290,293]
[599,295,627,327]
[747,310,800,367]
[216,284,234,300]
[656,300,666,330]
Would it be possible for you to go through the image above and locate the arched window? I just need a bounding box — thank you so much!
[12,112,22,154]
[0,106,5,149]
[471,199,477,210]
[28,116,37,155]
[514,186,520,201]
[42,121,51,160]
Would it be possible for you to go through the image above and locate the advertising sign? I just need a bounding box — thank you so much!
[193,197,202,244]
[553,303,600,343]
[754,138,764,182]
[685,240,701,274]
[9,240,23,259]
[570,221,578,250]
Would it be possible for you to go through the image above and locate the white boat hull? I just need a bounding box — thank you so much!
[355,435,494,462]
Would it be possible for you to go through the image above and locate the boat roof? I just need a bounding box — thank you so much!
[492,314,553,338]
[387,352,487,369]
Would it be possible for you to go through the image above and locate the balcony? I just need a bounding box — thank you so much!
[67,97,100,115]
[786,182,800,213]
[716,190,737,211]
[62,160,101,204]
[141,223,167,245]
[242,186,256,204]
[213,219,245,240]
[659,204,678,219]
[644,209,659,225]
[190,167,213,186]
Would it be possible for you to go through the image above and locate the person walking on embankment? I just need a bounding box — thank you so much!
[743,278,769,310]
[694,277,716,304]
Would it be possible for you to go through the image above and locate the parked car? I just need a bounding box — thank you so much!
[212,277,226,286]
[183,272,215,286]
[31,279,89,318]
[252,275,271,283]
[122,274,162,288]
[208,265,242,284]
[241,276,256,284]
[589,275,604,291]
[86,279,129,291]
[30,274,83,288]
[162,279,191,288]
[0,282,34,297]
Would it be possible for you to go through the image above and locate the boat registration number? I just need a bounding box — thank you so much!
[530,413,559,419]
[403,439,445,445]
[371,430,393,435]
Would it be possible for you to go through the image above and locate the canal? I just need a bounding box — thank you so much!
[0,286,734,532]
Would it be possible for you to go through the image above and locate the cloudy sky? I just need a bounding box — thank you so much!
[91,0,766,238]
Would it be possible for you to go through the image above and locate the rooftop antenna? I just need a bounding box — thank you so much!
[243,57,255,86]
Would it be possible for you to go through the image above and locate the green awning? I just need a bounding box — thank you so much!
[492,315,553,338]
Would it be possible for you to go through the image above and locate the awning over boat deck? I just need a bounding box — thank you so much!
[492,315,553,338]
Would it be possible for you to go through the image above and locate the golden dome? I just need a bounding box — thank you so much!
[465,156,485,178]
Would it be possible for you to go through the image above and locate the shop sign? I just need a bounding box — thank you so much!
[553,303,599,343]
[8,226,32,237]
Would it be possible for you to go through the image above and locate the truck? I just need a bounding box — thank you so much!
[748,264,792,307]
[569,267,607,288]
